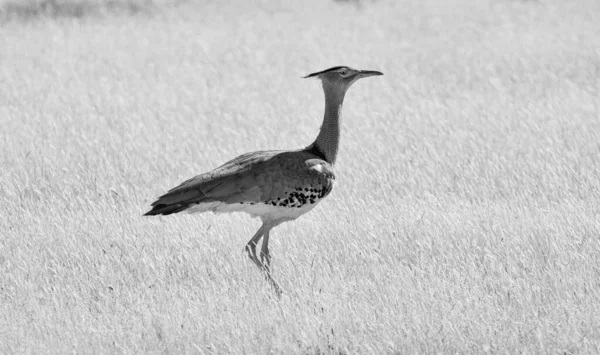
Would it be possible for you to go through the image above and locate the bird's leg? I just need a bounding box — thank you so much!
[244,224,281,298]
[258,228,282,298]
[260,230,271,269]
[245,224,266,269]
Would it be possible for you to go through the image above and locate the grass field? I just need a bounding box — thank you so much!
[1,0,600,353]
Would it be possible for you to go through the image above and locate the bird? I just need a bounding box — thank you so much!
[145,66,383,294]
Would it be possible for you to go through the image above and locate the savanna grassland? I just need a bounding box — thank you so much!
[1,0,600,353]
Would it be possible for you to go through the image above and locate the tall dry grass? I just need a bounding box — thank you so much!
[1,0,599,353]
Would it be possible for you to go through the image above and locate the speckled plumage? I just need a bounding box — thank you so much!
[144,66,382,296]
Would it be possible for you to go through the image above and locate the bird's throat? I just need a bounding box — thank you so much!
[312,86,345,165]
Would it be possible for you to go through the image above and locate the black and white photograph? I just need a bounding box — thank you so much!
[1,0,599,353]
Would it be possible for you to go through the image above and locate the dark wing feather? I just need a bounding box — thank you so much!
[144,150,281,215]
[144,148,335,216]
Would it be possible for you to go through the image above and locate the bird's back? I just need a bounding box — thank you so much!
[145,148,335,222]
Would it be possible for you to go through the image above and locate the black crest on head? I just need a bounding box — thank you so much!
[303,66,349,78]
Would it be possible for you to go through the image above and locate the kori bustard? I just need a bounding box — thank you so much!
[145,66,383,295]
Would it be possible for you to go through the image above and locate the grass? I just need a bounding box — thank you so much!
[0,0,155,22]
[1,0,600,353]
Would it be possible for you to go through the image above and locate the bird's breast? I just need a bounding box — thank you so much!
[263,182,333,208]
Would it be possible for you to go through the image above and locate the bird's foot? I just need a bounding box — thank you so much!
[244,241,281,299]
[260,250,271,270]
[266,273,282,299]
[259,257,280,298]
[244,242,263,269]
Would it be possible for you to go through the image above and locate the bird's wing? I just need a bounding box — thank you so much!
[146,150,280,211]
[145,149,334,215]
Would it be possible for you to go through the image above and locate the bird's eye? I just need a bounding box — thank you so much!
[339,70,348,77]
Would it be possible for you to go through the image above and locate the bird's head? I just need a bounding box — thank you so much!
[304,66,383,93]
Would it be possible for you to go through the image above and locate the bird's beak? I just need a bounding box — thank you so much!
[358,70,384,78]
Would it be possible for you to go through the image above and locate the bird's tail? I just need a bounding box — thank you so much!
[143,203,190,216]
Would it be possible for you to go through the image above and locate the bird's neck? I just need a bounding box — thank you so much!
[309,85,346,165]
